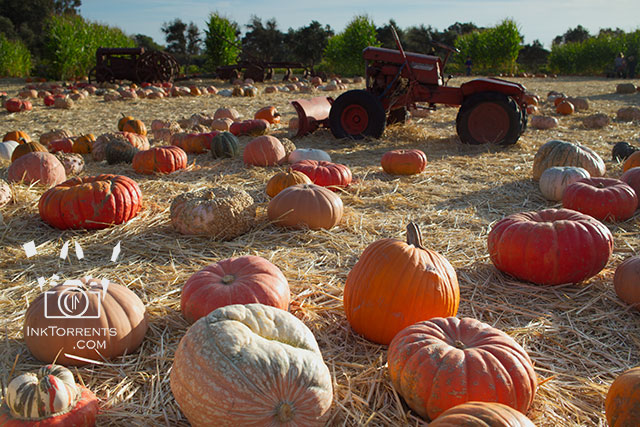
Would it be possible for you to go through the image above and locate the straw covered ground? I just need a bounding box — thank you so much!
[0,74,639,426]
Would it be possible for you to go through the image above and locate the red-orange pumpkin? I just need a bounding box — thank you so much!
[72,134,96,154]
[344,222,459,345]
[621,167,640,198]
[605,366,640,426]
[38,174,142,229]
[133,146,187,174]
[488,208,613,285]
[230,119,270,136]
[290,159,352,189]
[48,138,74,154]
[388,316,537,421]
[623,150,640,172]
[181,255,290,323]
[556,99,574,115]
[254,106,281,124]
[3,130,31,143]
[243,135,286,166]
[381,149,427,175]
[613,256,640,309]
[562,177,638,222]
[429,402,535,427]
[170,132,219,153]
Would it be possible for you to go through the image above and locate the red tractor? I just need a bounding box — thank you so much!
[292,30,529,145]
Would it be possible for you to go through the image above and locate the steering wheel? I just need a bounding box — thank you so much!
[432,41,460,54]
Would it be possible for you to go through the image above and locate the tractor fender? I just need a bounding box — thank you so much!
[460,78,526,103]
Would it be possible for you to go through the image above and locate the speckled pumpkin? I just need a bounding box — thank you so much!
[54,152,85,175]
[0,180,12,207]
[170,187,256,240]
[170,304,333,427]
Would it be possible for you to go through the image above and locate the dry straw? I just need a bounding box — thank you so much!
[0,75,639,426]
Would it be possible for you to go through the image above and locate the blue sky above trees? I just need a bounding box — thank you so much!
[80,0,638,49]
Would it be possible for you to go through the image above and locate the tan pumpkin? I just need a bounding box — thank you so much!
[0,180,11,207]
[170,187,256,240]
[214,107,241,121]
[605,367,640,426]
[267,183,343,230]
[243,135,286,166]
[529,115,558,130]
[429,401,535,426]
[583,113,611,129]
[532,139,606,180]
[266,168,312,197]
[170,303,333,427]
[23,277,148,366]
[539,166,591,201]
[613,256,640,309]
[211,117,234,131]
[40,129,73,147]
[7,152,67,186]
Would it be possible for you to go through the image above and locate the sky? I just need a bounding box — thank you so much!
[80,0,640,49]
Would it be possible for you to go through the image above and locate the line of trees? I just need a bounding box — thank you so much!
[1,2,639,79]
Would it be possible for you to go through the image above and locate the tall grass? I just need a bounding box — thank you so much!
[549,30,640,75]
[44,15,135,80]
[0,34,32,77]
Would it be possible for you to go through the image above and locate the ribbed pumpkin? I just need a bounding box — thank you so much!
[266,168,312,197]
[122,119,147,136]
[605,367,640,427]
[538,166,590,201]
[93,132,149,162]
[3,130,30,143]
[214,107,240,121]
[181,255,290,323]
[117,114,135,131]
[0,364,98,426]
[254,105,281,124]
[613,256,640,309]
[170,132,218,153]
[488,208,613,285]
[72,134,96,154]
[623,150,640,172]
[170,304,333,426]
[344,223,459,345]
[11,141,48,162]
[291,159,352,189]
[562,177,638,222]
[243,135,286,166]
[24,278,148,366]
[429,402,535,427]
[105,139,140,164]
[532,140,606,180]
[267,183,343,230]
[170,187,256,239]
[38,174,142,229]
[210,131,239,158]
[0,140,19,161]
[388,317,537,421]
[381,149,428,175]
[133,146,187,174]
[7,152,66,187]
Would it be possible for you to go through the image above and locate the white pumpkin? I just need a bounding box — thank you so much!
[530,116,558,130]
[288,148,331,163]
[539,166,591,201]
[0,140,19,161]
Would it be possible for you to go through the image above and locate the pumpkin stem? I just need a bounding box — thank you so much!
[406,222,425,250]
[221,274,235,284]
[453,340,466,349]
[275,402,295,423]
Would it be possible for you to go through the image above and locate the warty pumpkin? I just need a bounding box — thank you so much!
[267,183,343,230]
[105,139,140,164]
[488,208,613,285]
[92,132,149,162]
[388,316,537,421]
[133,146,187,174]
[0,364,99,426]
[605,366,640,426]
[265,168,312,197]
[344,222,459,345]
[532,139,606,180]
[38,174,142,229]
[181,255,290,323]
[428,402,535,427]
[24,278,148,366]
[170,303,333,427]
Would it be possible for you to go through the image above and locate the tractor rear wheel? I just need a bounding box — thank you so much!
[456,92,522,146]
[329,90,386,140]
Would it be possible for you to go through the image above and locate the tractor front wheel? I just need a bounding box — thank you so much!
[330,90,386,140]
[456,92,523,146]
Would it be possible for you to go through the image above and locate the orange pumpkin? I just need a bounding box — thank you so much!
[3,130,31,143]
[343,222,459,344]
[429,402,535,426]
[613,256,640,309]
[117,114,135,131]
[11,141,48,162]
[556,100,574,115]
[72,134,96,154]
[170,132,218,154]
[254,106,281,124]
[267,183,343,230]
[265,168,312,197]
[243,135,286,166]
[381,149,427,175]
[623,151,640,172]
[122,119,147,136]
[388,316,537,421]
[605,367,640,426]
[133,146,187,175]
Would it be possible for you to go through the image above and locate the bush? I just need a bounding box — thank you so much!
[323,15,379,76]
[549,30,640,75]
[454,19,523,74]
[203,12,240,71]
[0,34,32,77]
[43,15,134,80]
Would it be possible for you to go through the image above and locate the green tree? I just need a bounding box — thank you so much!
[134,34,164,51]
[162,19,187,55]
[203,12,240,70]
[376,19,405,50]
[323,15,379,76]
[517,40,549,73]
[53,0,81,15]
[553,25,591,46]
[404,25,435,54]
[286,20,333,67]
[186,22,201,56]
[241,16,285,61]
